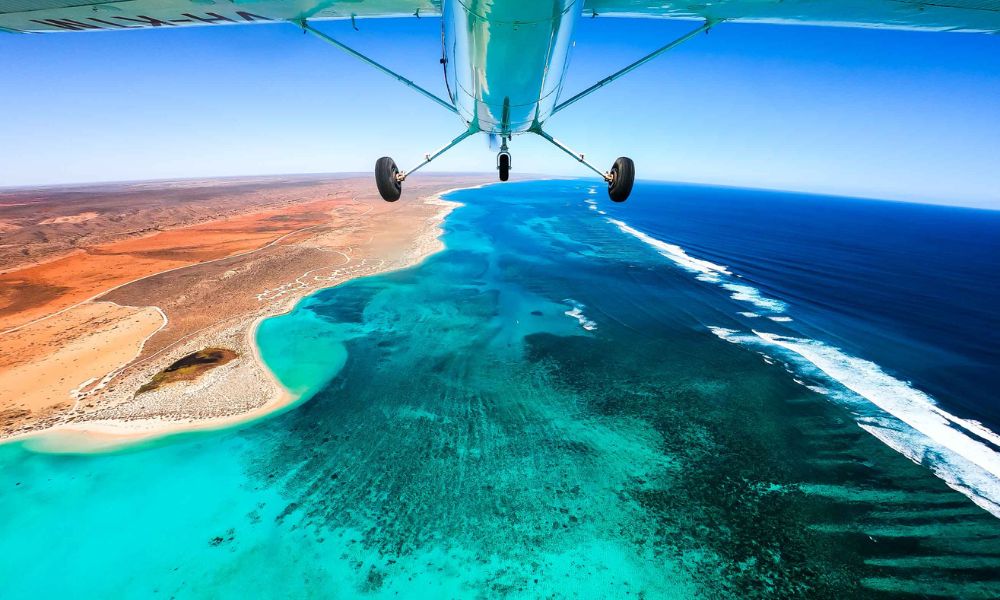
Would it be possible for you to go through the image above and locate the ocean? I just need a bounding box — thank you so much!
[1,180,998,598]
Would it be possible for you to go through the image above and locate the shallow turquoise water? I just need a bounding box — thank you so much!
[2,181,999,598]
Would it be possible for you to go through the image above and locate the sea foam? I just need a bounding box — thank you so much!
[607,219,786,313]
[708,326,1000,517]
[564,299,597,331]
[607,219,731,283]
[722,283,788,312]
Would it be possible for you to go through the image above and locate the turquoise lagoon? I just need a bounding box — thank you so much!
[2,181,999,598]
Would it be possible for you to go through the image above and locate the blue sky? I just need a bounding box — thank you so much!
[0,17,998,207]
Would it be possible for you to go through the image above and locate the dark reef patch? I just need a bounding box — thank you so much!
[137,347,237,394]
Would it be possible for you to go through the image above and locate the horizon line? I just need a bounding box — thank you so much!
[1,171,997,213]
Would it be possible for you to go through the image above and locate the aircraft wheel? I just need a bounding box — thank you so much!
[375,157,402,202]
[498,152,510,182]
[608,157,634,203]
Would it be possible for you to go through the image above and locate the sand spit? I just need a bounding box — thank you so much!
[0,175,483,450]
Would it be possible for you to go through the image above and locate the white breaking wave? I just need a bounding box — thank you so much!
[607,219,732,283]
[722,283,788,312]
[564,299,597,331]
[708,326,1000,518]
[606,217,1000,516]
[607,218,788,315]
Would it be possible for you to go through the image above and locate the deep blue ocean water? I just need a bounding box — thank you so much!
[596,182,1000,515]
[603,183,1000,431]
[1,180,999,598]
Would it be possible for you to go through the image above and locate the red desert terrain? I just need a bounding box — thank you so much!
[0,174,487,443]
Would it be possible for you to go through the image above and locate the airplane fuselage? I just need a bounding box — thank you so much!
[443,0,583,135]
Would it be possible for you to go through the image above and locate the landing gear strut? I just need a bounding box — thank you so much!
[298,18,715,204]
[533,128,635,202]
[373,128,477,202]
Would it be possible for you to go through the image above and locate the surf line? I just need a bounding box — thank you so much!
[605,217,787,314]
[710,327,1000,518]
[603,215,1000,518]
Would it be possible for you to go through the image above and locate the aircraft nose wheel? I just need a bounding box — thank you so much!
[375,156,402,202]
[607,157,635,202]
[497,152,511,182]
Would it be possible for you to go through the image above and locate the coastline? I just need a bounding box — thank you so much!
[5,181,1000,598]
[7,186,468,453]
[17,318,296,454]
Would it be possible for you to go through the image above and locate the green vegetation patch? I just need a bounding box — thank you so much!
[137,347,238,395]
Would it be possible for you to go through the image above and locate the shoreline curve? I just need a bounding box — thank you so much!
[9,186,473,454]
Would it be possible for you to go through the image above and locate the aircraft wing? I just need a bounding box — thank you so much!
[584,0,1000,34]
[3,1,998,34]
[0,1,437,33]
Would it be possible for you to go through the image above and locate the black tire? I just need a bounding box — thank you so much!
[498,153,510,182]
[608,157,634,203]
[375,157,402,202]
